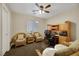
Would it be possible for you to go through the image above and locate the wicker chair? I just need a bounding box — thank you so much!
[33,32,43,42]
[27,33,35,43]
[10,33,27,47]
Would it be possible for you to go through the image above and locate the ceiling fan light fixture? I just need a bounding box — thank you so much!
[39,10,45,14]
[39,10,42,14]
[42,11,45,13]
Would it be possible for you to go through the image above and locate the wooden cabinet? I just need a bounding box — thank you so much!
[65,21,71,42]
[47,21,72,44]
[59,36,67,44]
[65,21,71,31]
[47,24,59,31]
[59,21,71,31]
[59,24,65,31]
[59,21,71,43]
[51,25,59,31]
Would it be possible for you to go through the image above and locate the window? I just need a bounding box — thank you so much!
[27,20,39,33]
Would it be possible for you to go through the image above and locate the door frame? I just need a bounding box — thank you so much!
[1,4,11,55]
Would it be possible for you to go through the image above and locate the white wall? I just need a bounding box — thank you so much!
[46,5,79,41]
[0,3,2,56]
[1,4,11,55]
[11,12,46,37]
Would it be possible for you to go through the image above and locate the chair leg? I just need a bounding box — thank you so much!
[35,49,42,56]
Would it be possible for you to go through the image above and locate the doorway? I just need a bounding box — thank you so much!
[2,4,11,55]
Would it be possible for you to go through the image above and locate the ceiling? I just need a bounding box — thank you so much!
[6,3,78,19]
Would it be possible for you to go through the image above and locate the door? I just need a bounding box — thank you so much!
[2,5,10,55]
[0,3,2,55]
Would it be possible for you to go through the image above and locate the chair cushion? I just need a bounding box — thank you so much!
[55,44,68,50]
[69,39,79,51]
[18,34,24,39]
[35,33,39,37]
[42,48,56,56]
[16,38,26,42]
[55,47,74,56]
[27,33,33,37]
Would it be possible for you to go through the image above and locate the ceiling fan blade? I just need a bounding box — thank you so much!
[35,3,40,8]
[40,5,43,8]
[35,3,40,7]
[32,10,39,12]
[44,11,50,13]
[45,4,51,9]
[35,3,44,10]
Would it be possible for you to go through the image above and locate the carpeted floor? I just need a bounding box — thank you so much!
[4,41,48,56]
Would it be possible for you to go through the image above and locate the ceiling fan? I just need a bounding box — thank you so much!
[33,3,51,14]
